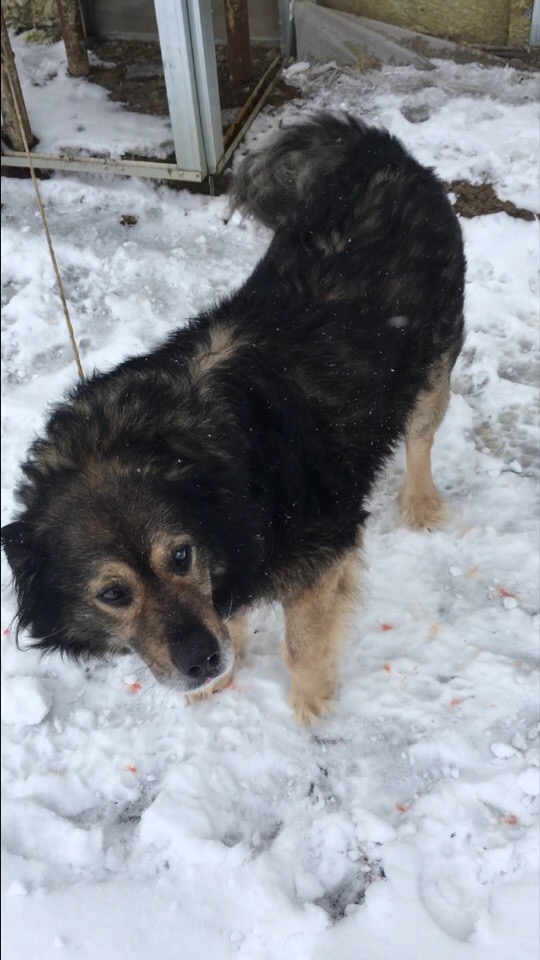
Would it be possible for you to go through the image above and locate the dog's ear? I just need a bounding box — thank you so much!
[2,519,63,650]
[1,520,39,587]
[1,518,47,636]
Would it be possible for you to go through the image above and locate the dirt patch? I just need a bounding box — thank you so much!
[86,38,298,129]
[446,181,537,221]
[87,39,167,116]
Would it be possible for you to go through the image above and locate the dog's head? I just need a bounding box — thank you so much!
[2,443,260,693]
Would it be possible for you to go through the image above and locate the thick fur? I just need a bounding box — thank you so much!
[1,113,465,721]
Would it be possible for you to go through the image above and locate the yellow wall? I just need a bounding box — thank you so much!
[327,0,534,47]
[507,0,534,45]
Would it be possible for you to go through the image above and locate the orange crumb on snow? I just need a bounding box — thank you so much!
[466,565,481,579]
[428,622,439,640]
[380,623,394,631]
[450,698,461,708]
[395,803,410,813]
[126,682,142,693]
[503,814,520,826]
[383,663,392,673]
[498,586,517,600]
[2,627,10,636]
[124,764,137,773]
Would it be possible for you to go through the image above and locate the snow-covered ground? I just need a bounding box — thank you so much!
[8,33,173,158]
[1,43,539,960]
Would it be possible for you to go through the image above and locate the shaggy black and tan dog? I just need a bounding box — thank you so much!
[2,114,465,724]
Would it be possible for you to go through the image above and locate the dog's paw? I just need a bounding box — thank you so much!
[399,491,449,531]
[289,687,335,726]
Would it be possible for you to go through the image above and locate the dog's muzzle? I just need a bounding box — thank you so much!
[169,622,229,689]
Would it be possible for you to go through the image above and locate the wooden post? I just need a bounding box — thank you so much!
[1,8,37,150]
[56,0,90,77]
[224,0,252,85]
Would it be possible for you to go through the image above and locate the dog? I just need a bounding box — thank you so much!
[1,113,465,725]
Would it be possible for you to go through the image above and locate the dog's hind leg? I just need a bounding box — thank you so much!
[283,549,361,725]
[399,349,454,530]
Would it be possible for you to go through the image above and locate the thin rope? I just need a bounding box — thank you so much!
[3,63,84,378]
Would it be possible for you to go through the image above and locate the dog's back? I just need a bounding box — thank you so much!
[227,112,465,481]
[231,112,464,345]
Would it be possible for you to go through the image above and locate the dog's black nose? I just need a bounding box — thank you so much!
[170,625,222,684]
[186,651,221,682]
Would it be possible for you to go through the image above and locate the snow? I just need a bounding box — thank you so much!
[1,45,539,960]
[8,34,172,159]
[0,675,51,725]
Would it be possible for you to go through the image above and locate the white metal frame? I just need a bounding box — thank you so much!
[153,0,222,177]
[277,0,293,58]
[186,0,224,174]
[0,152,203,180]
[530,0,540,46]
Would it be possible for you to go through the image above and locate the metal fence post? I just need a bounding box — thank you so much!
[153,0,208,176]
[186,0,224,175]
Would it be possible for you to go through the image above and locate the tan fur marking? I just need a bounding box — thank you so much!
[89,561,142,620]
[149,539,211,594]
[89,549,230,683]
[88,562,175,671]
[314,228,348,256]
[399,350,453,530]
[283,549,361,726]
[193,325,244,375]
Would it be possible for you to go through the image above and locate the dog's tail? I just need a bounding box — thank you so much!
[229,111,405,230]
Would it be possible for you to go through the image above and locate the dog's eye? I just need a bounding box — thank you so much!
[98,586,131,606]
[173,545,191,575]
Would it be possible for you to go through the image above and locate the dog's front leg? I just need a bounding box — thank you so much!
[283,550,360,726]
[227,610,249,662]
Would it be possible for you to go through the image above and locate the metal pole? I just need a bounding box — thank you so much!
[56,0,90,77]
[1,7,37,151]
[277,0,293,59]
[186,0,223,175]
[154,0,208,177]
